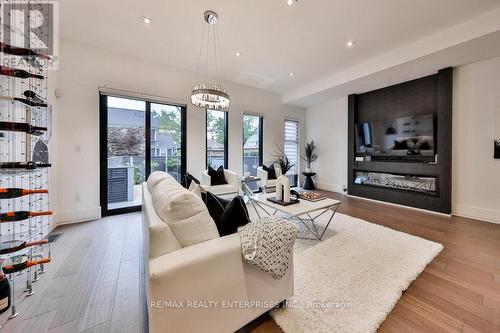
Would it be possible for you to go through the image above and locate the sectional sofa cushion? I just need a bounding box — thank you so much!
[151,176,219,247]
[147,171,171,192]
[143,183,182,258]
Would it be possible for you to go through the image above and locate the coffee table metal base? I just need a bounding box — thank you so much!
[250,199,340,240]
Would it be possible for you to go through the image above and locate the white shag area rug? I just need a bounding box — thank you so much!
[249,210,443,333]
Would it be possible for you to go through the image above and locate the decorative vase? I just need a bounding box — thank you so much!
[305,167,312,173]
[276,174,291,203]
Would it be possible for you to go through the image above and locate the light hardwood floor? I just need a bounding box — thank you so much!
[247,191,500,333]
[2,191,500,332]
[0,213,147,333]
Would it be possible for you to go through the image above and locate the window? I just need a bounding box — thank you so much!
[206,109,228,169]
[284,119,300,186]
[243,114,263,191]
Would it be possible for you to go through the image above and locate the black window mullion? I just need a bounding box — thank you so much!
[99,94,108,216]
[259,116,263,167]
[180,106,187,186]
[205,110,208,169]
[224,111,228,169]
[145,101,152,178]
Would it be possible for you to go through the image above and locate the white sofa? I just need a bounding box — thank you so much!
[201,168,239,198]
[142,171,294,333]
[257,165,282,192]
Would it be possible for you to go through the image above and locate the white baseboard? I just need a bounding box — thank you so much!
[54,207,101,227]
[316,182,345,194]
[452,203,500,225]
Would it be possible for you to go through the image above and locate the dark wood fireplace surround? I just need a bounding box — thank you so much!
[347,68,453,214]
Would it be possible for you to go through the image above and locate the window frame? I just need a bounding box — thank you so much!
[205,109,229,169]
[284,119,300,186]
[242,114,264,192]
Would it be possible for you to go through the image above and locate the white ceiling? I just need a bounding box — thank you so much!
[60,0,500,103]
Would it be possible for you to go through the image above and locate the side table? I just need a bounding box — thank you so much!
[301,172,316,190]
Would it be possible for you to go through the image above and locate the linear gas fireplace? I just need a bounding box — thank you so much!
[354,171,437,195]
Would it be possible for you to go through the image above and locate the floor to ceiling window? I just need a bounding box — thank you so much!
[284,119,300,187]
[100,94,186,216]
[206,109,228,169]
[242,114,263,191]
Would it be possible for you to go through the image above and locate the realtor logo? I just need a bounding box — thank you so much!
[0,0,59,69]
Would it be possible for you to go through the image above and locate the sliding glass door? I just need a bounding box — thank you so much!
[100,94,186,216]
[151,103,185,183]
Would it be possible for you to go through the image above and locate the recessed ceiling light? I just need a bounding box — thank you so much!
[142,16,152,24]
[235,52,241,57]
[289,72,296,77]
[346,40,356,48]
[285,0,298,6]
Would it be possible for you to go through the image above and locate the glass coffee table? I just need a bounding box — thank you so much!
[249,191,341,240]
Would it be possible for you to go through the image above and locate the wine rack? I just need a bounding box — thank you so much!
[0,3,53,324]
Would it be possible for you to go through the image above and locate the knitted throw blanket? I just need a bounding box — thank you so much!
[238,217,298,279]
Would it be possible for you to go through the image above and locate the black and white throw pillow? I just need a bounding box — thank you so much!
[262,164,277,180]
[208,166,228,185]
[204,192,251,236]
[185,172,201,189]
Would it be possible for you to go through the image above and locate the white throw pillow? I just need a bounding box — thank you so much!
[188,181,205,198]
[151,181,219,247]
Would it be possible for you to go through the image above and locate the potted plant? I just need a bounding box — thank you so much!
[301,140,318,173]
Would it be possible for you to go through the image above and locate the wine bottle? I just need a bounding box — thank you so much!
[0,162,51,170]
[0,121,47,135]
[0,188,48,199]
[0,42,50,59]
[0,239,48,255]
[2,257,51,274]
[0,211,52,223]
[0,66,44,80]
[0,274,10,314]
[23,90,45,104]
[0,95,47,107]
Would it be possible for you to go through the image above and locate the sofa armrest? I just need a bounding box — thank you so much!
[149,233,293,306]
[223,169,238,189]
[201,170,211,186]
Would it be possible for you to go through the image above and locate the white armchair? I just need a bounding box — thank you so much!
[201,169,239,198]
[257,165,282,193]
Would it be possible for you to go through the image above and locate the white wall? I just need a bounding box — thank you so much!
[306,56,500,224]
[305,97,348,193]
[452,57,500,223]
[54,38,304,224]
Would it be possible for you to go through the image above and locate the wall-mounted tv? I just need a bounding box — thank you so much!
[355,113,436,162]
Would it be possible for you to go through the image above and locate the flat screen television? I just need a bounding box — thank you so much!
[355,113,436,162]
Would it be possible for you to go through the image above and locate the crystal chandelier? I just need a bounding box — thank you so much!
[191,11,231,111]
